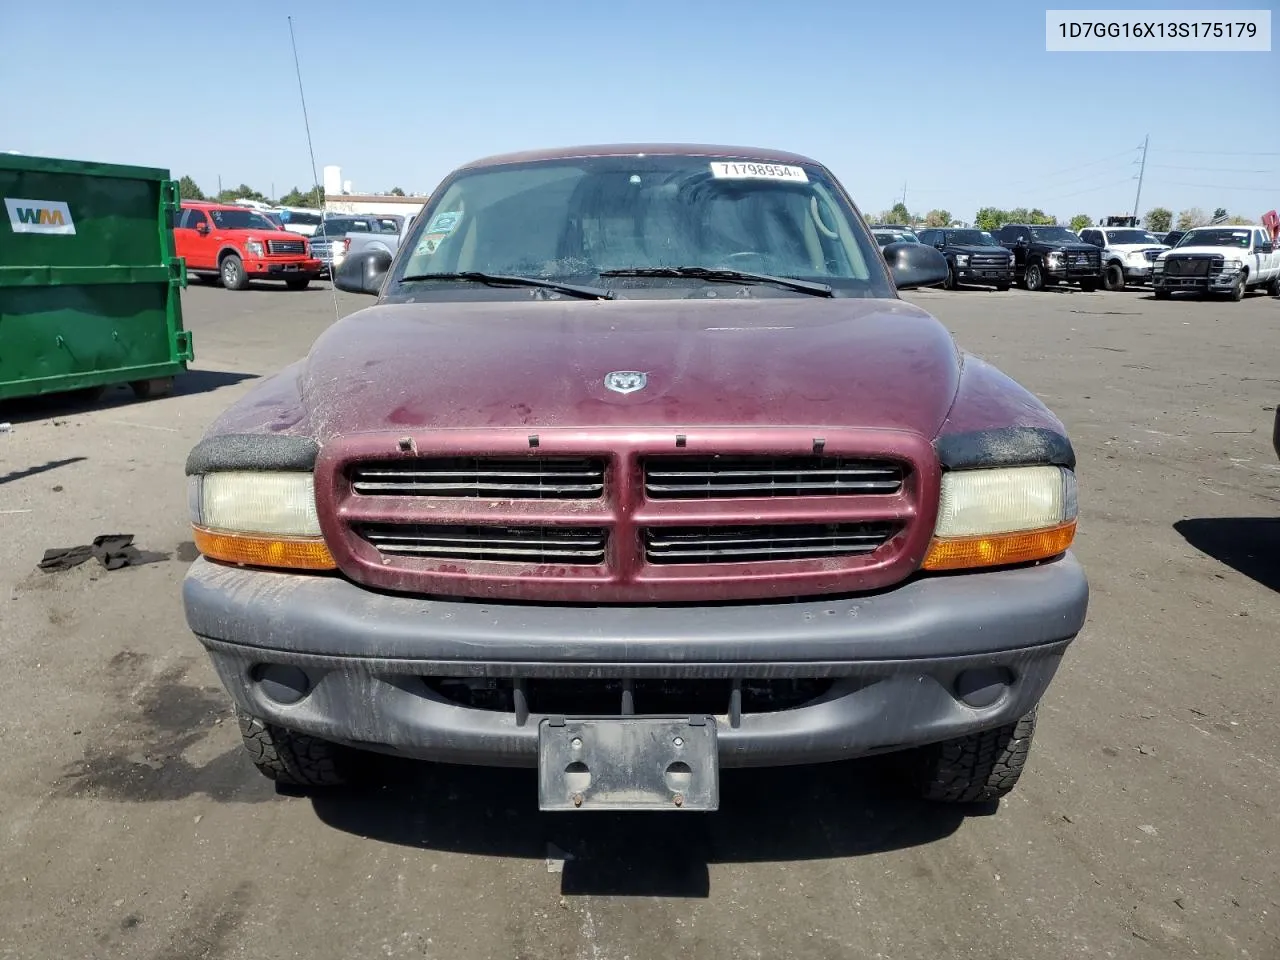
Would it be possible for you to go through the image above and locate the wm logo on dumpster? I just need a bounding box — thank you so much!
[5,197,76,235]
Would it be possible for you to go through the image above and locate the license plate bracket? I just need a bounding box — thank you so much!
[538,716,719,812]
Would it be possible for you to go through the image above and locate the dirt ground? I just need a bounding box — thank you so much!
[2,280,1277,960]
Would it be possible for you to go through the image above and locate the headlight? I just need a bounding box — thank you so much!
[245,240,265,257]
[188,471,335,570]
[1046,252,1064,265]
[1127,251,1148,264]
[1222,259,1242,270]
[955,255,969,266]
[923,466,1077,571]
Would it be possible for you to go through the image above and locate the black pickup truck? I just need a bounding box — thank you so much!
[996,224,1102,292]
[917,228,1014,290]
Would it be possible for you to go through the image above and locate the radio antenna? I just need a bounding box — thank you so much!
[287,15,340,319]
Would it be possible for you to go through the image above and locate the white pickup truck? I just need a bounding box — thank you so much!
[1078,226,1169,291]
[1153,225,1280,301]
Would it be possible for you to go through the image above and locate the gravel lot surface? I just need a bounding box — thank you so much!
[2,281,1277,960]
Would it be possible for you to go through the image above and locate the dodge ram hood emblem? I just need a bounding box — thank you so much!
[604,371,647,394]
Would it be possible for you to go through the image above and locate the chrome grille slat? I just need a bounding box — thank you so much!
[645,457,902,499]
[645,523,897,564]
[360,524,607,564]
[352,458,605,499]
[267,239,306,255]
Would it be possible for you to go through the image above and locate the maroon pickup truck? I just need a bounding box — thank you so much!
[183,145,1087,811]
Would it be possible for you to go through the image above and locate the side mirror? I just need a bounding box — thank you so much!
[883,241,949,290]
[196,221,209,235]
[334,249,392,296]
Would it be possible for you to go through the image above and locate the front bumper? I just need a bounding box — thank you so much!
[184,553,1089,768]
[1123,264,1153,281]
[1045,264,1101,282]
[954,266,1013,283]
[244,258,323,278]
[1153,270,1239,292]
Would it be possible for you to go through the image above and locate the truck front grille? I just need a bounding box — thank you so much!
[1165,256,1213,277]
[352,457,605,499]
[359,523,608,564]
[644,522,898,564]
[267,239,306,255]
[328,431,929,601]
[970,253,1008,268]
[644,456,901,499]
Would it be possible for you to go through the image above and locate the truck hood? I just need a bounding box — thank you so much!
[950,244,1012,256]
[296,297,963,441]
[1035,241,1097,254]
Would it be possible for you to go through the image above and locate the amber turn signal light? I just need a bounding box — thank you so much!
[922,520,1076,572]
[191,525,337,571]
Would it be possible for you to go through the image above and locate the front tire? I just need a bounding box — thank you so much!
[914,710,1037,803]
[1024,262,1046,292]
[1229,273,1246,301]
[1102,263,1125,291]
[1268,276,1280,296]
[220,253,249,291]
[1079,278,1099,293]
[238,712,352,787]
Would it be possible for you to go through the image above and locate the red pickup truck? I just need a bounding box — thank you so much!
[174,202,323,290]
[182,145,1087,812]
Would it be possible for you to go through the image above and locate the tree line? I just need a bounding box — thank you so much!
[874,199,1258,234]
[177,176,407,208]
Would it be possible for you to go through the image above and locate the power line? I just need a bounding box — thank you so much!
[1157,149,1280,157]
[1037,177,1137,202]
[997,147,1140,189]
[1146,178,1275,192]
[1149,163,1275,174]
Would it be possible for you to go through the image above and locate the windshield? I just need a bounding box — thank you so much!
[1177,229,1251,249]
[1029,226,1080,243]
[946,229,999,246]
[1106,229,1161,245]
[393,154,891,299]
[208,209,277,231]
[281,211,322,226]
[319,217,375,236]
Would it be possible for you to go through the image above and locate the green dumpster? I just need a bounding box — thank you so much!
[0,153,193,401]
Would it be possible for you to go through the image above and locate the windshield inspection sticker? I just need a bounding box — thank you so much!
[709,162,808,183]
[5,197,76,235]
[418,234,448,255]
[427,211,462,234]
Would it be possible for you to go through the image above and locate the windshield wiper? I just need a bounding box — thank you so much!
[600,267,833,297]
[397,272,614,301]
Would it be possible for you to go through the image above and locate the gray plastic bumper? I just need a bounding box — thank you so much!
[184,554,1088,767]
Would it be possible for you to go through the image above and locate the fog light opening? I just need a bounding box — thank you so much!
[250,664,314,705]
[954,667,1014,709]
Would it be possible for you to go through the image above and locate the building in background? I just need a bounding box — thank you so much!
[320,163,429,220]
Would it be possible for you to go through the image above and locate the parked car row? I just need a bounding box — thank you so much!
[173,202,411,290]
[875,218,1280,300]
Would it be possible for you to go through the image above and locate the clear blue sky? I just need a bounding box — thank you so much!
[4,0,1276,223]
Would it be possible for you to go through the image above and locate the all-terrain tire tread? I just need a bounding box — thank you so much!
[918,710,1036,803]
[237,712,348,787]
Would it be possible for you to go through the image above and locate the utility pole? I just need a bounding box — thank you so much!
[217,174,222,198]
[1131,134,1148,225]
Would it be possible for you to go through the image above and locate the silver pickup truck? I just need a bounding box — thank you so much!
[311,214,406,277]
